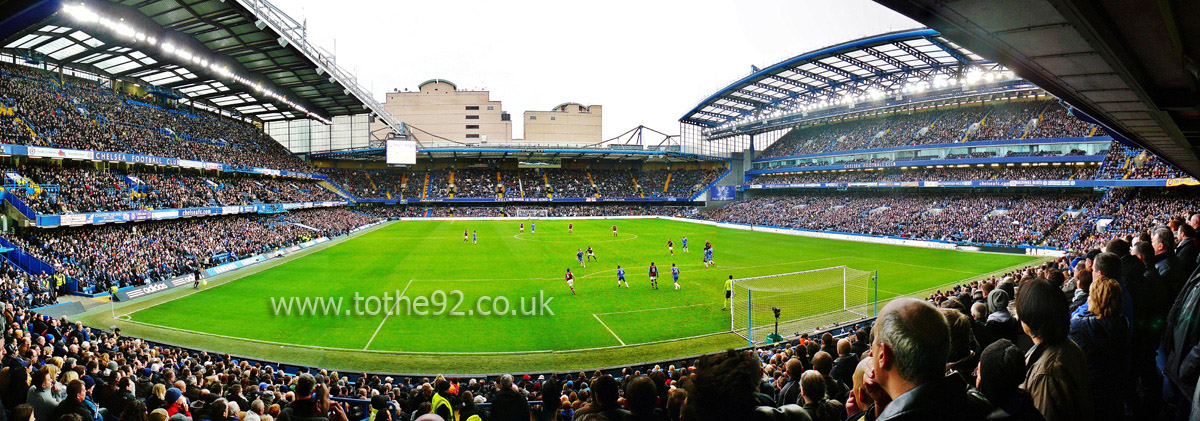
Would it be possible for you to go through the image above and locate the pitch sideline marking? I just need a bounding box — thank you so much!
[111,221,395,321]
[364,279,412,350]
[511,233,638,243]
[593,313,626,346]
[594,302,708,316]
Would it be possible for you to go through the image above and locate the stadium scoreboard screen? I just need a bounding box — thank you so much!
[386,140,417,165]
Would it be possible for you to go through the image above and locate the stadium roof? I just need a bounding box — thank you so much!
[680,29,997,128]
[0,0,388,125]
[873,0,1200,177]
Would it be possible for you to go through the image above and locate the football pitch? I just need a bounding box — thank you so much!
[79,218,1042,374]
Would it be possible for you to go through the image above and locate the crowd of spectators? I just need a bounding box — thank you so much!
[360,205,698,219]
[325,169,721,200]
[17,208,376,291]
[751,164,1100,184]
[0,64,315,173]
[0,161,338,215]
[700,193,1090,246]
[756,100,1098,159]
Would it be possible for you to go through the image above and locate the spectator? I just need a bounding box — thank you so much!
[1068,272,1129,421]
[776,359,804,407]
[830,339,859,390]
[683,349,809,421]
[972,339,1044,420]
[1016,279,1092,421]
[487,375,529,421]
[862,298,987,420]
[798,370,844,421]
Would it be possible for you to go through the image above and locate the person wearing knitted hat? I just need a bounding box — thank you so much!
[164,387,190,419]
[982,289,1019,348]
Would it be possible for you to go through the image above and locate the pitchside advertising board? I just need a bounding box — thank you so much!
[386,140,418,165]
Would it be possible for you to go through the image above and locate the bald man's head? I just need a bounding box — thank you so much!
[837,338,852,356]
[872,298,950,386]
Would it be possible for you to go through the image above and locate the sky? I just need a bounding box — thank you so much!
[272,0,920,140]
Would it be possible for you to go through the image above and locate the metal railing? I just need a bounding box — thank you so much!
[239,0,405,136]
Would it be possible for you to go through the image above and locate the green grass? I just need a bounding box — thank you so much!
[77,219,1042,374]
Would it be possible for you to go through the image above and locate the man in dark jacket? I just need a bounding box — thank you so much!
[1152,228,1186,299]
[1162,269,1200,420]
[1176,224,1198,277]
[52,380,97,421]
[776,358,804,407]
[862,298,988,421]
[487,374,530,421]
[1130,240,1168,420]
[276,374,325,421]
[831,339,860,389]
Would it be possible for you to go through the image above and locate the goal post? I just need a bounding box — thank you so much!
[729,266,875,345]
[514,209,548,218]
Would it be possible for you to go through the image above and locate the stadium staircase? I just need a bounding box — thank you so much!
[663,172,672,194]
[448,171,455,199]
[422,172,431,199]
[631,173,644,198]
[495,171,503,198]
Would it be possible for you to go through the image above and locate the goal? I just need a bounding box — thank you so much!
[514,209,548,218]
[730,266,875,345]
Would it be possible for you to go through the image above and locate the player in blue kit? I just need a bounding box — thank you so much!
[616,265,628,287]
[682,236,689,253]
[648,262,659,290]
[671,263,681,290]
[472,230,477,244]
[577,248,586,267]
[532,223,536,233]
[704,243,715,268]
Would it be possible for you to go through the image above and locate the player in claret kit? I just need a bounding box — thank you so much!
[616,265,628,288]
[586,246,597,262]
[520,223,524,233]
[569,223,573,234]
[667,239,674,256]
[612,224,618,236]
[463,230,469,242]
[648,262,659,290]
[565,269,576,295]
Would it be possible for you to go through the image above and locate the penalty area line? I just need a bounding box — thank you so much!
[593,313,626,346]
[363,279,413,350]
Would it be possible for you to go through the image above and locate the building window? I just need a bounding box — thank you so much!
[487,106,494,110]
[551,117,556,121]
[466,134,480,139]
[466,125,479,130]
[465,106,479,110]
[466,115,479,120]
[529,116,536,120]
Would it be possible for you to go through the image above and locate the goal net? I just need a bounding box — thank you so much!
[514,209,548,218]
[730,266,875,344]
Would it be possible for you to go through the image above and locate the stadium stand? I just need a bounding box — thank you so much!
[757,100,1098,159]
[700,192,1093,247]
[0,63,315,172]
[2,161,338,215]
